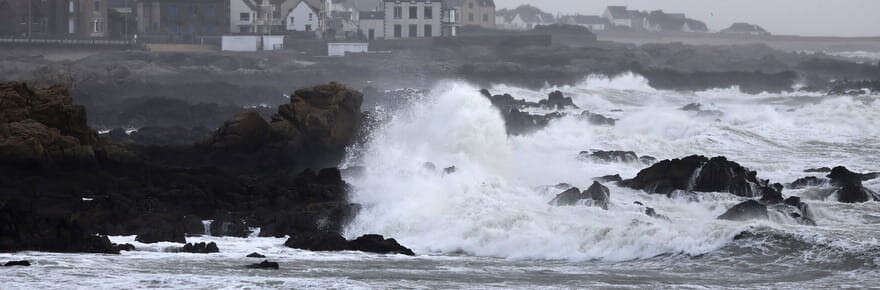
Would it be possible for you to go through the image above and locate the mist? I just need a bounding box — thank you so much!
[497,0,880,37]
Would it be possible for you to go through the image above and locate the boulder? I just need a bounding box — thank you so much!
[180,242,219,254]
[759,186,784,204]
[348,234,416,256]
[594,174,623,183]
[284,232,349,251]
[620,155,707,195]
[3,260,30,267]
[827,166,880,203]
[718,200,769,221]
[691,157,760,197]
[113,243,136,252]
[548,187,582,206]
[804,167,832,173]
[578,110,616,126]
[584,182,611,210]
[135,227,186,244]
[585,150,639,163]
[208,217,250,238]
[788,176,826,189]
[199,112,269,151]
[247,260,279,270]
[539,91,578,110]
[247,252,266,258]
[270,82,363,154]
[645,207,670,221]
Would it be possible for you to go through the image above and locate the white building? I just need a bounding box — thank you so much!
[359,11,385,40]
[381,0,441,39]
[286,0,322,32]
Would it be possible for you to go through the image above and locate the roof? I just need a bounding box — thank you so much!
[605,6,629,19]
[569,15,608,25]
[444,0,496,8]
[293,0,322,12]
[359,11,384,20]
[722,22,769,33]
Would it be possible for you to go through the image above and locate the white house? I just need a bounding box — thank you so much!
[286,0,322,32]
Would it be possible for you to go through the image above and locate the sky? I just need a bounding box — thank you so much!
[495,0,880,37]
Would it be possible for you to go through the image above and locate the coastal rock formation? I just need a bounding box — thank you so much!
[247,260,280,270]
[348,235,416,256]
[827,166,880,203]
[787,176,827,189]
[480,89,578,135]
[548,182,611,210]
[284,233,416,256]
[578,110,616,126]
[579,150,655,165]
[621,155,766,197]
[179,242,220,254]
[3,260,31,267]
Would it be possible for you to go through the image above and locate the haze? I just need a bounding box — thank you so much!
[497,0,880,37]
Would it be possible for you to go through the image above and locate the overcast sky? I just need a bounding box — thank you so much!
[495,0,880,37]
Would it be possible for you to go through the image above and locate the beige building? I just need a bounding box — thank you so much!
[447,0,495,29]
[381,0,441,39]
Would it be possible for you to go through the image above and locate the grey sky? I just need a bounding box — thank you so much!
[495,0,880,37]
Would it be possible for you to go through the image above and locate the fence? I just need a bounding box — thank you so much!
[0,37,136,49]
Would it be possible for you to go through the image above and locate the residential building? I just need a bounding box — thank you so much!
[358,11,384,40]
[560,15,609,32]
[445,0,495,29]
[602,5,645,30]
[136,0,228,36]
[495,5,554,31]
[0,0,113,38]
[643,10,707,33]
[285,0,322,32]
[721,22,770,35]
[329,10,359,38]
[381,0,441,39]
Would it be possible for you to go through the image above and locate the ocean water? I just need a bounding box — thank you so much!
[3,74,879,289]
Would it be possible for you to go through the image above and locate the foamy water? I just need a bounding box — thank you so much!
[4,74,880,288]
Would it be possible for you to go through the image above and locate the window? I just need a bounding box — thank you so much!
[408,24,417,37]
[424,24,432,37]
[169,6,178,17]
[409,6,417,19]
[394,24,401,38]
[94,0,100,12]
[424,7,432,19]
[469,2,473,9]
[468,13,473,22]
[483,14,488,22]
[289,17,294,24]
[305,24,311,31]
[240,13,250,22]
[308,13,313,21]
[93,18,104,33]
[393,6,402,19]
[69,0,75,13]
[368,29,375,40]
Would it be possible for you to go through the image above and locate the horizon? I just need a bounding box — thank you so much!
[495,0,880,37]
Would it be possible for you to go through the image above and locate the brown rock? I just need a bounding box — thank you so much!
[199,111,270,151]
[271,82,363,151]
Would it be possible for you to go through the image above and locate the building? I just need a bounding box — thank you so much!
[285,0,322,32]
[445,0,495,29]
[560,15,609,32]
[602,5,647,30]
[495,5,554,31]
[381,0,441,39]
[136,0,228,37]
[230,0,282,34]
[643,10,708,33]
[721,22,770,35]
[0,0,112,38]
[358,11,384,40]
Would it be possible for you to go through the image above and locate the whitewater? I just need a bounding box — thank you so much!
[3,74,879,288]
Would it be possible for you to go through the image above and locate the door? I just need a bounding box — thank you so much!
[368,29,374,40]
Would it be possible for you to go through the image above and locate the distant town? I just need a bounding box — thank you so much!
[0,0,773,53]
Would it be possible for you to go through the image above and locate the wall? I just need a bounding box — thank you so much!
[230,0,253,33]
[382,0,441,39]
[328,42,368,56]
[221,35,259,51]
[262,35,284,50]
[288,2,318,31]
[359,18,385,40]
[455,0,495,29]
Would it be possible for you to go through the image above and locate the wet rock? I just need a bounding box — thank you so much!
[135,227,186,244]
[113,243,136,252]
[246,252,266,258]
[348,234,416,256]
[3,260,30,267]
[645,207,670,221]
[584,182,611,210]
[284,232,349,252]
[548,187,583,206]
[585,150,639,163]
[182,215,205,236]
[827,166,880,203]
[639,156,658,165]
[759,186,784,204]
[443,166,457,174]
[578,110,616,126]
[620,155,707,195]
[788,176,826,189]
[198,111,270,152]
[718,200,769,221]
[594,174,623,183]
[503,109,563,135]
[692,157,761,197]
[539,91,578,110]
[247,260,279,270]
[681,103,702,111]
[128,126,212,146]
[269,82,364,157]
[180,242,219,254]
[633,201,644,206]
[804,167,832,173]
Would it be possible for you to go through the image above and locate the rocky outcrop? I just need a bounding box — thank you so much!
[594,174,623,183]
[284,232,416,256]
[579,150,655,165]
[247,252,266,258]
[199,112,270,152]
[4,260,30,267]
[269,82,363,157]
[827,166,880,203]
[480,89,577,135]
[621,155,766,197]
[787,176,826,189]
[179,242,219,254]
[247,260,280,270]
[577,111,616,126]
[540,91,578,110]
[548,182,611,210]
[718,200,769,221]
[135,227,186,244]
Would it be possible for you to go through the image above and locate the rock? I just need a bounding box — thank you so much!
[548,187,582,206]
[199,112,270,152]
[247,260,279,270]
[681,103,702,111]
[443,166,457,174]
[129,126,212,146]
[284,232,349,252]
[135,227,186,244]
[0,119,96,166]
[759,186,784,204]
[804,167,832,173]
[180,242,219,254]
[594,174,623,183]
[584,182,611,210]
[504,109,563,135]
[578,110,616,126]
[788,176,826,189]
[639,156,658,165]
[718,200,769,221]
[645,207,670,221]
[621,155,707,195]
[269,82,364,156]
[827,166,880,203]
[247,252,266,258]
[348,234,416,256]
[585,150,639,163]
[633,201,644,206]
[113,243,136,252]
[539,91,578,110]
[692,157,761,197]
[3,260,30,267]
[182,215,206,236]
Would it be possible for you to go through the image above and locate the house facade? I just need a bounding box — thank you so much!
[0,0,112,38]
[446,0,495,29]
[381,0,441,39]
[560,15,609,31]
[358,11,384,40]
[286,0,321,32]
[136,0,228,36]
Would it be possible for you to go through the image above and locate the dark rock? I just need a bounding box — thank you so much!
[804,167,832,173]
[182,215,205,236]
[247,260,279,270]
[113,243,136,252]
[198,111,270,152]
[247,252,266,258]
[284,232,349,251]
[180,242,219,254]
[539,91,578,110]
[128,126,212,146]
[585,150,639,163]
[828,166,880,203]
[443,166,457,174]
[578,110,616,126]
[594,174,623,183]
[548,187,582,206]
[3,260,30,267]
[633,201,644,206]
[681,103,702,111]
[718,200,769,221]
[135,227,186,244]
[692,157,761,197]
[209,216,250,238]
[348,234,416,256]
[645,207,670,221]
[759,186,784,204]
[620,155,708,195]
[788,176,826,189]
[584,182,611,210]
[784,196,802,207]
[639,155,658,165]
